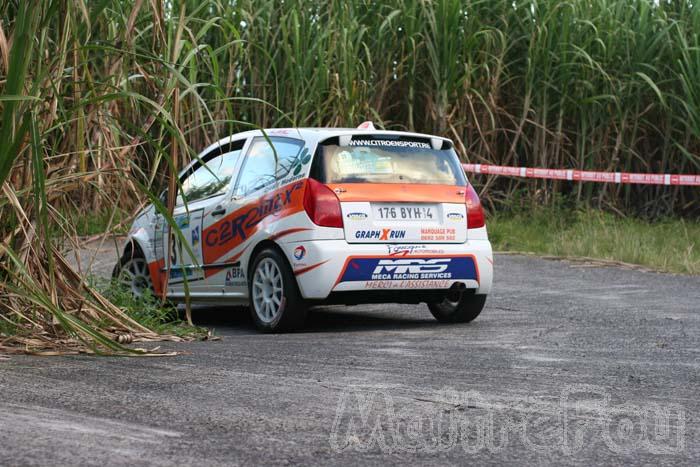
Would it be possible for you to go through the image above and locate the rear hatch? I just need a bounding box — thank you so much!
[311,134,468,243]
[331,184,466,243]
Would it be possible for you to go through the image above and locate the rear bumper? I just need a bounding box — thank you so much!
[280,239,493,300]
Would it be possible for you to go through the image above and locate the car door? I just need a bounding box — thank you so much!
[219,136,307,296]
[161,140,246,296]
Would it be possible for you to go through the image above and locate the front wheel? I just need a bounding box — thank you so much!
[428,293,487,323]
[113,250,153,298]
[248,248,307,332]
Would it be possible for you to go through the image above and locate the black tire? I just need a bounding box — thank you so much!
[428,292,487,323]
[248,248,307,332]
[113,247,175,312]
[112,248,154,298]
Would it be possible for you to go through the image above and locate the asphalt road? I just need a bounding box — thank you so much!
[1,250,698,466]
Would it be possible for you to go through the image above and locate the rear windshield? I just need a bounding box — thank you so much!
[311,139,467,186]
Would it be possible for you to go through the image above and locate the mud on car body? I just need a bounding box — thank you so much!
[115,124,493,332]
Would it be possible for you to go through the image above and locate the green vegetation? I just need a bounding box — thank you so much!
[1,0,699,353]
[98,279,209,338]
[68,209,130,237]
[489,207,700,275]
[3,0,699,212]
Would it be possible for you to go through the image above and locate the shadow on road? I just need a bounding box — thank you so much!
[305,307,438,333]
[187,304,442,334]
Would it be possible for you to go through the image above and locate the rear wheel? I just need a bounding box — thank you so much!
[428,292,486,323]
[249,248,307,332]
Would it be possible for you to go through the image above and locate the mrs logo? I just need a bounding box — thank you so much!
[373,259,451,275]
[335,252,476,284]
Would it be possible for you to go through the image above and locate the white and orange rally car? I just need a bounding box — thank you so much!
[114,124,493,331]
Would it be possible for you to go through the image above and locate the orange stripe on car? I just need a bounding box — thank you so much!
[269,227,311,241]
[202,180,307,264]
[325,183,465,203]
[203,245,250,278]
[148,258,166,296]
[294,260,329,276]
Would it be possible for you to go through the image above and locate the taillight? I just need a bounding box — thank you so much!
[465,184,485,229]
[303,178,344,228]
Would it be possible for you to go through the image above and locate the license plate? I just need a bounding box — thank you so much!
[373,204,436,220]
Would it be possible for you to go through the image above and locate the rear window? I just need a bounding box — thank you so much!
[311,137,467,186]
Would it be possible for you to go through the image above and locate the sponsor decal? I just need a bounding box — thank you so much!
[280,172,306,185]
[290,147,312,176]
[386,245,445,256]
[205,182,304,250]
[293,245,306,260]
[225,267,245,287]
[169,268,189,279]
[191,226,200,248]
[169,266,201,279]
[346,212,368,220]
[420,227,456,241]
[354,229,406,240]
[175,215,190,229]
[274,147,313,184]
[364,279,453,289]
[348,139,431,149]
[446,212,464,221]
[338,256,477,283]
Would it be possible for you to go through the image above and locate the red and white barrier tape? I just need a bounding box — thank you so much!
[463,164,700,186]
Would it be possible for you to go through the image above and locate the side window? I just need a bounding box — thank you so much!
[180,149,242,204]
[235,137,304,197]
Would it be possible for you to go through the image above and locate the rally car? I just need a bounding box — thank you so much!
[114,124,493,332]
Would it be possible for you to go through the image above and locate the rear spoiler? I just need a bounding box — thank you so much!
[329,134,450,150]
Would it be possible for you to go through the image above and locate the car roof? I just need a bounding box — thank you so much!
[197,127,452,158]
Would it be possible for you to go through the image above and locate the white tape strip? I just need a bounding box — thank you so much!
[464,164,700,186]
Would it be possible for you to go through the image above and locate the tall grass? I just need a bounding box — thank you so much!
[489,207,700,274]
[4,0,698,212]
[0,0,699,351]
[182,0,699,216]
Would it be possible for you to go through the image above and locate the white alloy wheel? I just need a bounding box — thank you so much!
[252,258,284,323]
[118,257,153,297]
